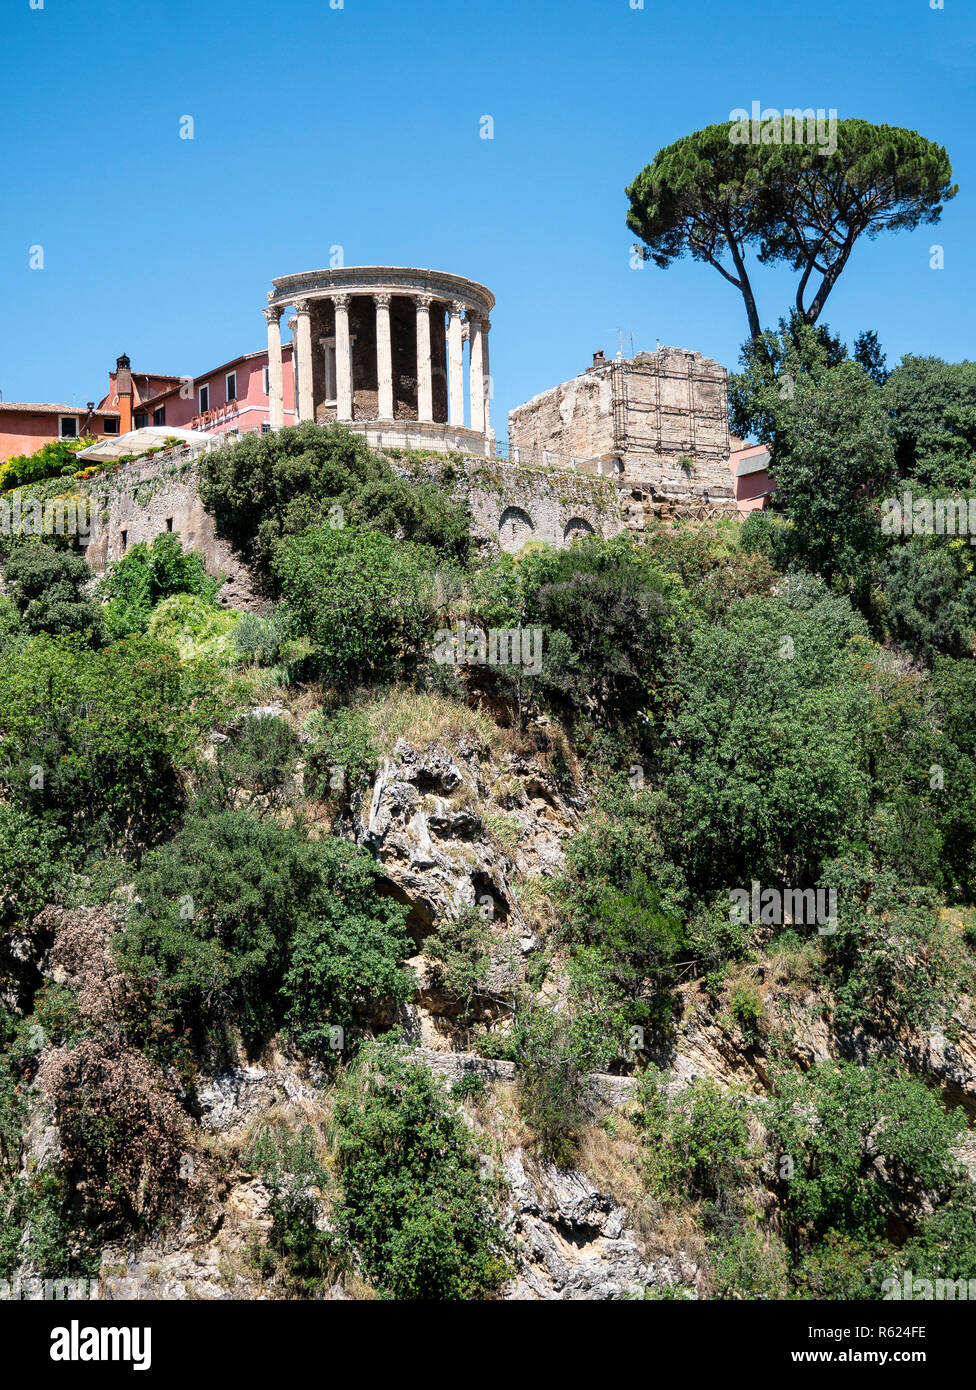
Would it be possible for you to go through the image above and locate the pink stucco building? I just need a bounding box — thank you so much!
[729,442,775,512]
[95,345,297,441]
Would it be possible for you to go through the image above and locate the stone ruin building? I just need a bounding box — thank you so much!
[507,345,738,522]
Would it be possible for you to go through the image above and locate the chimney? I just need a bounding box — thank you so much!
[115,354,132,434]
[587,350,607,373]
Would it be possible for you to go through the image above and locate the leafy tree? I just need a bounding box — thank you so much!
[878,535,976,664]
[563,871,687,1043]
[767,1060,966,1245]
[927,658,976,902]
[121,810,411,1050]
[97,533,221,638]
[660,598,872,892]
[823,856,970,1032]
[0,634,223,851]
[774,571,870,648]
[636,1073,751,1205]
[853,329,889,387]
[198,421,471,592]
[3,542,104,642]
[331,1036,510,1299]
[0,804,71,934]
[281,845,413,1054]
[273,525,437,684]
[730,321,896,596]
[885,355,976,492]
[202,713,300,815]
[626,121,956,340]
[898,1186,976,1286]
[636,520,778,624]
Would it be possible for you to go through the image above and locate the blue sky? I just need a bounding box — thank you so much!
[0,0,972,440]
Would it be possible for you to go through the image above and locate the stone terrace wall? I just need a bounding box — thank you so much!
[79,447,259,610]
[74,445,624,601]
[392,453,623,553]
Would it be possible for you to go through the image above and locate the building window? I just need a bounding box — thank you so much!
[153,406,166,427]
[103,418,120,435]
[59,416,78,439]
[120,530,128,552]
[225,371,237,402]
[261,422,271,434]
[262,366,270,395]
[198,384,210,413]
[134,411,149,430]
[165,518,173,532]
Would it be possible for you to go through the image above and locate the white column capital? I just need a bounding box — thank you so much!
[332,293,352,310]
[293,298,312,315]
[373,292,392,307]
[415,293,434,311]
[263,305,283,323]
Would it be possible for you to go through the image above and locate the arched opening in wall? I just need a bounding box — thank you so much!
[498,505,535,553]
[563,516,595,544]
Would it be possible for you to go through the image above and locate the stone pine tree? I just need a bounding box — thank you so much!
[625,120,956,342]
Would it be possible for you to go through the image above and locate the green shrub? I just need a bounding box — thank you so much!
[232,610,287,665]
[98,533,222,638]
[0,633,224,852]
[244,1124,334,1292]
[198,420,472,593]
[331,1036,511,1299]
[636,1074,752,1205]
[3,543,104,643]
[424,905,492,1017]
[303,705,379,801]
[121,810,412,1052]
[147,593,240,663]
[204,713,299,814]
[273,525,436,684]
[766,1060,966,1244]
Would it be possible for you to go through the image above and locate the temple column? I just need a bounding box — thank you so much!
[468,312,485,435]
[263,304,284,430]
[333,294,353,421]
[374,293,394,420]
[415,294,434,423]
[480,317,491,435]
[448,300,465,427]
[293,299,314,423]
